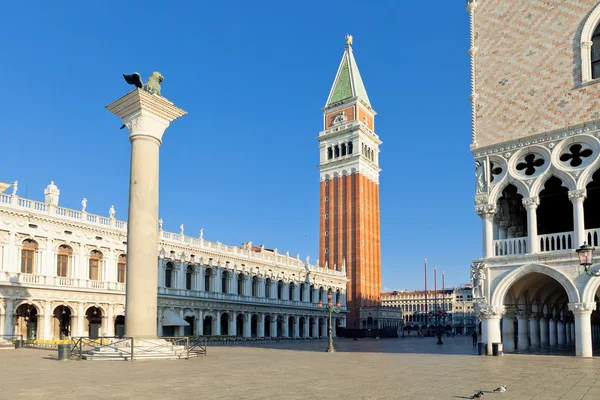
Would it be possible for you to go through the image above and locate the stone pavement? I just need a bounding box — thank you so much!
[1,336,600,400]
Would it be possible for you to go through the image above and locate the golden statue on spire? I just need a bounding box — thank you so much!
[345,34,353,46]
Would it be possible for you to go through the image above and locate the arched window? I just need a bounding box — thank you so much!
[319,287,324,302]
[299,283,305,302]
[165,262,174,288]
[56,245,71,277]
[348,141,353,154]
[341,143,347,156]
[336,289,341,304]
[327,147,333,160]
[309,284,315,302]
[277,280,284,300]
[204,268,212,292]
[289,282,295,300]
[334,145,340,158]
[222,271,229,294]
[237,273,245,296]
[252,276,259,297]
[592,24,600,79]
[117,254,126,283]
[265,278,271,298]
[581,6,600,83]
[89,250,102,281]
[21,239,37,274]
[186,265,194,290]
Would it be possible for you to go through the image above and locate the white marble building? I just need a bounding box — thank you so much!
[0,181,347,341]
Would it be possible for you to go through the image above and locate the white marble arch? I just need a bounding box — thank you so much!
[490,263,580,307]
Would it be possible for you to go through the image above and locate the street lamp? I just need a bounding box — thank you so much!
[318,293,342,353]
[428,310,448,345]
[576,242,599,276]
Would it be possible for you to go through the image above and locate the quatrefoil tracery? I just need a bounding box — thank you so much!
[516,154,545,176]
[559,144,593,167]
[489,162,503,182]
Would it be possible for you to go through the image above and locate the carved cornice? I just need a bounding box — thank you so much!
[568,302,596,313]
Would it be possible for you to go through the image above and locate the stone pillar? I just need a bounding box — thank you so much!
[478,208,496,258]
[228,312,235,336]
[549,317,557,346]
[312,318,318,337]
[77,303,85,338]
[178,309,185,337]
[501,309,516,352]
[243,313,251,338]
[282,315,289,337]
[517,311,530,351]
[215,311,221,335]
[522,197,540,254]
[42,302,52,340]
[569,190,587,249]
[270,319,277,338]
[302,318,309,338]
[566,321,572,344]
[107,89,186,338]
[195,310,203,336]
[478,305,504,355]
[257,315,264,338]
[4,299,14,336]
[571,322,576,344]
[107,305,114,337]
[539,315,549,347]
[557,320,566,345]
[294,316,300,338]
[529,314,540,348]
[569,303,595,358]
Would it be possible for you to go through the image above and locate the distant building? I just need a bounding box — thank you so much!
[381,285,476,334]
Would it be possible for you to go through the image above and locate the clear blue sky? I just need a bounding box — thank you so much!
[1,1,476,291]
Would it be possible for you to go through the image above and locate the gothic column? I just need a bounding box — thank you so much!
[517,311,530,350]
[107,88,186,339]
[501,308,516,352]
[569,303,595,357]
[549,317,557,346]
[557,320,566,345]
[569,190,587,248]
[529,314,541,348]
[478,304,504,355]
[522,197,540,254]
[477,205,497,258]
[539,315,549,347]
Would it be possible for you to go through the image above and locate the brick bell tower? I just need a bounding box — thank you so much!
[318,35,382,329]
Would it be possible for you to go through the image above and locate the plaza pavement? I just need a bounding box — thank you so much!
[1,336,600,400]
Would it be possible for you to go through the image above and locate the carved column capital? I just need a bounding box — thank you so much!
[516,311,531,319]
[568,189,587,202]
[568,302,596,314]
[477,304,505,319]
[466,0,478,13]
[522,197,540,208]
[503,307,518,318]
[581,41,594,49]
[475,204,497,217]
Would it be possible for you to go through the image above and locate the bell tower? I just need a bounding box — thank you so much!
[318,35,382,329]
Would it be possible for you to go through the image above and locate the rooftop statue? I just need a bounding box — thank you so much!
[123,71,164,96]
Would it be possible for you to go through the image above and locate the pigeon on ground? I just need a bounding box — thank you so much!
[470,391,484,399]
[493,385,507,393]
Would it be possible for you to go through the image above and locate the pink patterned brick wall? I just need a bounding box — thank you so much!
[474,0,600,148]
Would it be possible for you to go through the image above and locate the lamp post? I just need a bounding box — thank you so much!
[577,242,599,276]
[318,293,342,353]
[429,310,448,345]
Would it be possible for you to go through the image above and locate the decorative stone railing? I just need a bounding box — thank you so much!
[493,238,527,256]
[585,228,600,247]
[0,193,343,279]
[0,272,124,292]
[493,230,580,257]
[539,231,574,252]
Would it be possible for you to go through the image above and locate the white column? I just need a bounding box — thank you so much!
[4,299,14,336]
[257,314,264,337]
[557,320,566,345]
[294,316,300,338]
[195,310,203,336]
[479,208,496,258]
[156,307,163,336]
[77,303,85,338]
[214,267,222,293]
[569,303,595,358]
[107,305,114,337]
[243,313,251,338]
[539,316,549,347]
[571,322,576,344]
[108,89,186,339]
[566,321,572,344]
[522,198,540,254]
[282,315,289,337]
[178,309,185,336]
[529,314,540,348]
[311,318,318,337]
[303,318,309,338]
[215,311,221,335]
[517,311,530,350]
[569,190,586,249]
[480,306,503,356]
[502,310,516,352]
[270,319,277,338]
[228,312,235,336]
[549,317,557,346]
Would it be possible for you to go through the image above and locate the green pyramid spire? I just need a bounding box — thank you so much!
[326,41,371,108]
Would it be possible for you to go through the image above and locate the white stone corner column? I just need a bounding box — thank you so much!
[569,302,595,358]
[478,304,504,355]
[476,205,497,258]
[501,308,516,352]
[107,89,186,339]
[522,197,540,254]
[569,190,587,249]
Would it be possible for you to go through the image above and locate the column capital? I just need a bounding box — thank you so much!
[522,197,540,208]
[516,310,531,319]
[568,302,596,314]
[503,307,518,318]
[477,304,505,319]
[529,312,543,322]
[568,189,587,202]
[466,0,478,13]
[475,204,497,217]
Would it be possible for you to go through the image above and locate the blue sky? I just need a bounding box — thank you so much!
[1,1,476,291]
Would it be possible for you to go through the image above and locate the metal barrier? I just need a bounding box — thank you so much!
[70,337,135,362]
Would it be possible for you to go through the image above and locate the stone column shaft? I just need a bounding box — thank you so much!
[482,214,494,258]
[569,303,595,358]
[549,318,557,346]
[502,315,515,352]
[539,317,549,346]
[557,321,566,345]
[529,316,540,348]
[517,313,530,350]
[569,192,586,249]
[523,198,539,254]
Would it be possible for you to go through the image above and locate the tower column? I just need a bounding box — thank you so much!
[107,89,186,339]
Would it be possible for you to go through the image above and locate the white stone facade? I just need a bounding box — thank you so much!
[0,182,347,341]
[469,1,600,357]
